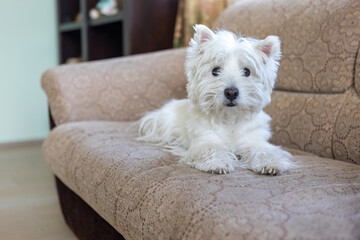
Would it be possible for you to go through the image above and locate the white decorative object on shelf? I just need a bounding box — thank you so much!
[89,0,120,20]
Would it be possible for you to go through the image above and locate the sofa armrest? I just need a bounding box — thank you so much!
[41,48,187,125]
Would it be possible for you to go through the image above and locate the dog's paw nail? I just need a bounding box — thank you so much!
[258,167,280,176]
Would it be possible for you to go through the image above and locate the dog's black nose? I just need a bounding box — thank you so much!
[224,87,239,100]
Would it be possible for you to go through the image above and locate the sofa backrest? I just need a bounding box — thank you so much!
[214,0,360,164]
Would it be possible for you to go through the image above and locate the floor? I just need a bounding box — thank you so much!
[0,144,77,240]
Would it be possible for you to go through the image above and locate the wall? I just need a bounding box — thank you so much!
[0,0,57,144]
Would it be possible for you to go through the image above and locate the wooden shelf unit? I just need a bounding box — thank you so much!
[57,0,179,64]
[57,0,129,63]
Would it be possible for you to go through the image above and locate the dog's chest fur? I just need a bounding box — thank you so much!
[212,123,243,152]
[210,113,271,153]
[174,99,272,154]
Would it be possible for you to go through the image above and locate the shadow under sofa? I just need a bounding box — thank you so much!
[41,0,360,239]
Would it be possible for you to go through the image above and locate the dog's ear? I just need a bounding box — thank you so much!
[193,24,215,45]
[255,36,281,62]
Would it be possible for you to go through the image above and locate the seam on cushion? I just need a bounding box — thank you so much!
[354,42,360,95]
[331,89,351,160]
[273,88,348,95]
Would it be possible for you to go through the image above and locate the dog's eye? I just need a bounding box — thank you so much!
[212,67,221,77]
[243,68,250,77]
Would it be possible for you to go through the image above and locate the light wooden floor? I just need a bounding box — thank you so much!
[0,144,77,240]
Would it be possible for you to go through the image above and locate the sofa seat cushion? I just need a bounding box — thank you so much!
[42,121,360,240]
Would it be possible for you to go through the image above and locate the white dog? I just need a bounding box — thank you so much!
[138,25,295,175]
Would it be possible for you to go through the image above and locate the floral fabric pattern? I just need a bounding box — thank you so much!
[42,121,360,240]
[42,49,187,125]
[214,0,360,93]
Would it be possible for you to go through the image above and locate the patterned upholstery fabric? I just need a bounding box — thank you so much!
[42,121,360,240]
[214,0,360,93]
[333,89,360,164]
[41,48,187,125]
[41,0,360,239]
[264,91,346,159]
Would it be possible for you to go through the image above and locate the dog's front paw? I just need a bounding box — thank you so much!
[203,161,234,175]
[256,149,295,176]
[190,149,237,174]
[241,147,296,176]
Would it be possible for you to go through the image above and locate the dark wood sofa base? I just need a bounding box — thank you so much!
[55,177,125,240]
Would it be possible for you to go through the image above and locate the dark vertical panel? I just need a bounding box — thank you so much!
[129,0,179,54]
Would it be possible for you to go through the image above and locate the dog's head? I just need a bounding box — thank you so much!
[185,24,281,120]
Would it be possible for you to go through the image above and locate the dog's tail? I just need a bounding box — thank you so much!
[138,110,165,142]
[137,99,189,158]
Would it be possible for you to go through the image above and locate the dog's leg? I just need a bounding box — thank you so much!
[238,142,296,175]
[180,137,238,174]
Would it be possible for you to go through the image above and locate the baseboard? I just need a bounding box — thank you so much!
[0,139,43,150]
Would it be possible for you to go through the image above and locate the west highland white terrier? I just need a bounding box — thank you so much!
[138,25,295,175]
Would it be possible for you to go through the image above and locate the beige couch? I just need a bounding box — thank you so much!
[42,0,360,239]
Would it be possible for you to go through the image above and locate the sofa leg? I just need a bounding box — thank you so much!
[55,177,125,240]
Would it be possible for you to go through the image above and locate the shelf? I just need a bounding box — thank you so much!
[59,0,80,24]
[59,22,82,32]
[89,12,124,27]
[60,31,81,64]
[57,0,178,64]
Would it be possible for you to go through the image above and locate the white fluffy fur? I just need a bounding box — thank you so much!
[138,25,295,175]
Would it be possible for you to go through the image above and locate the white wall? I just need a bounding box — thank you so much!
[0,0,57,144]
